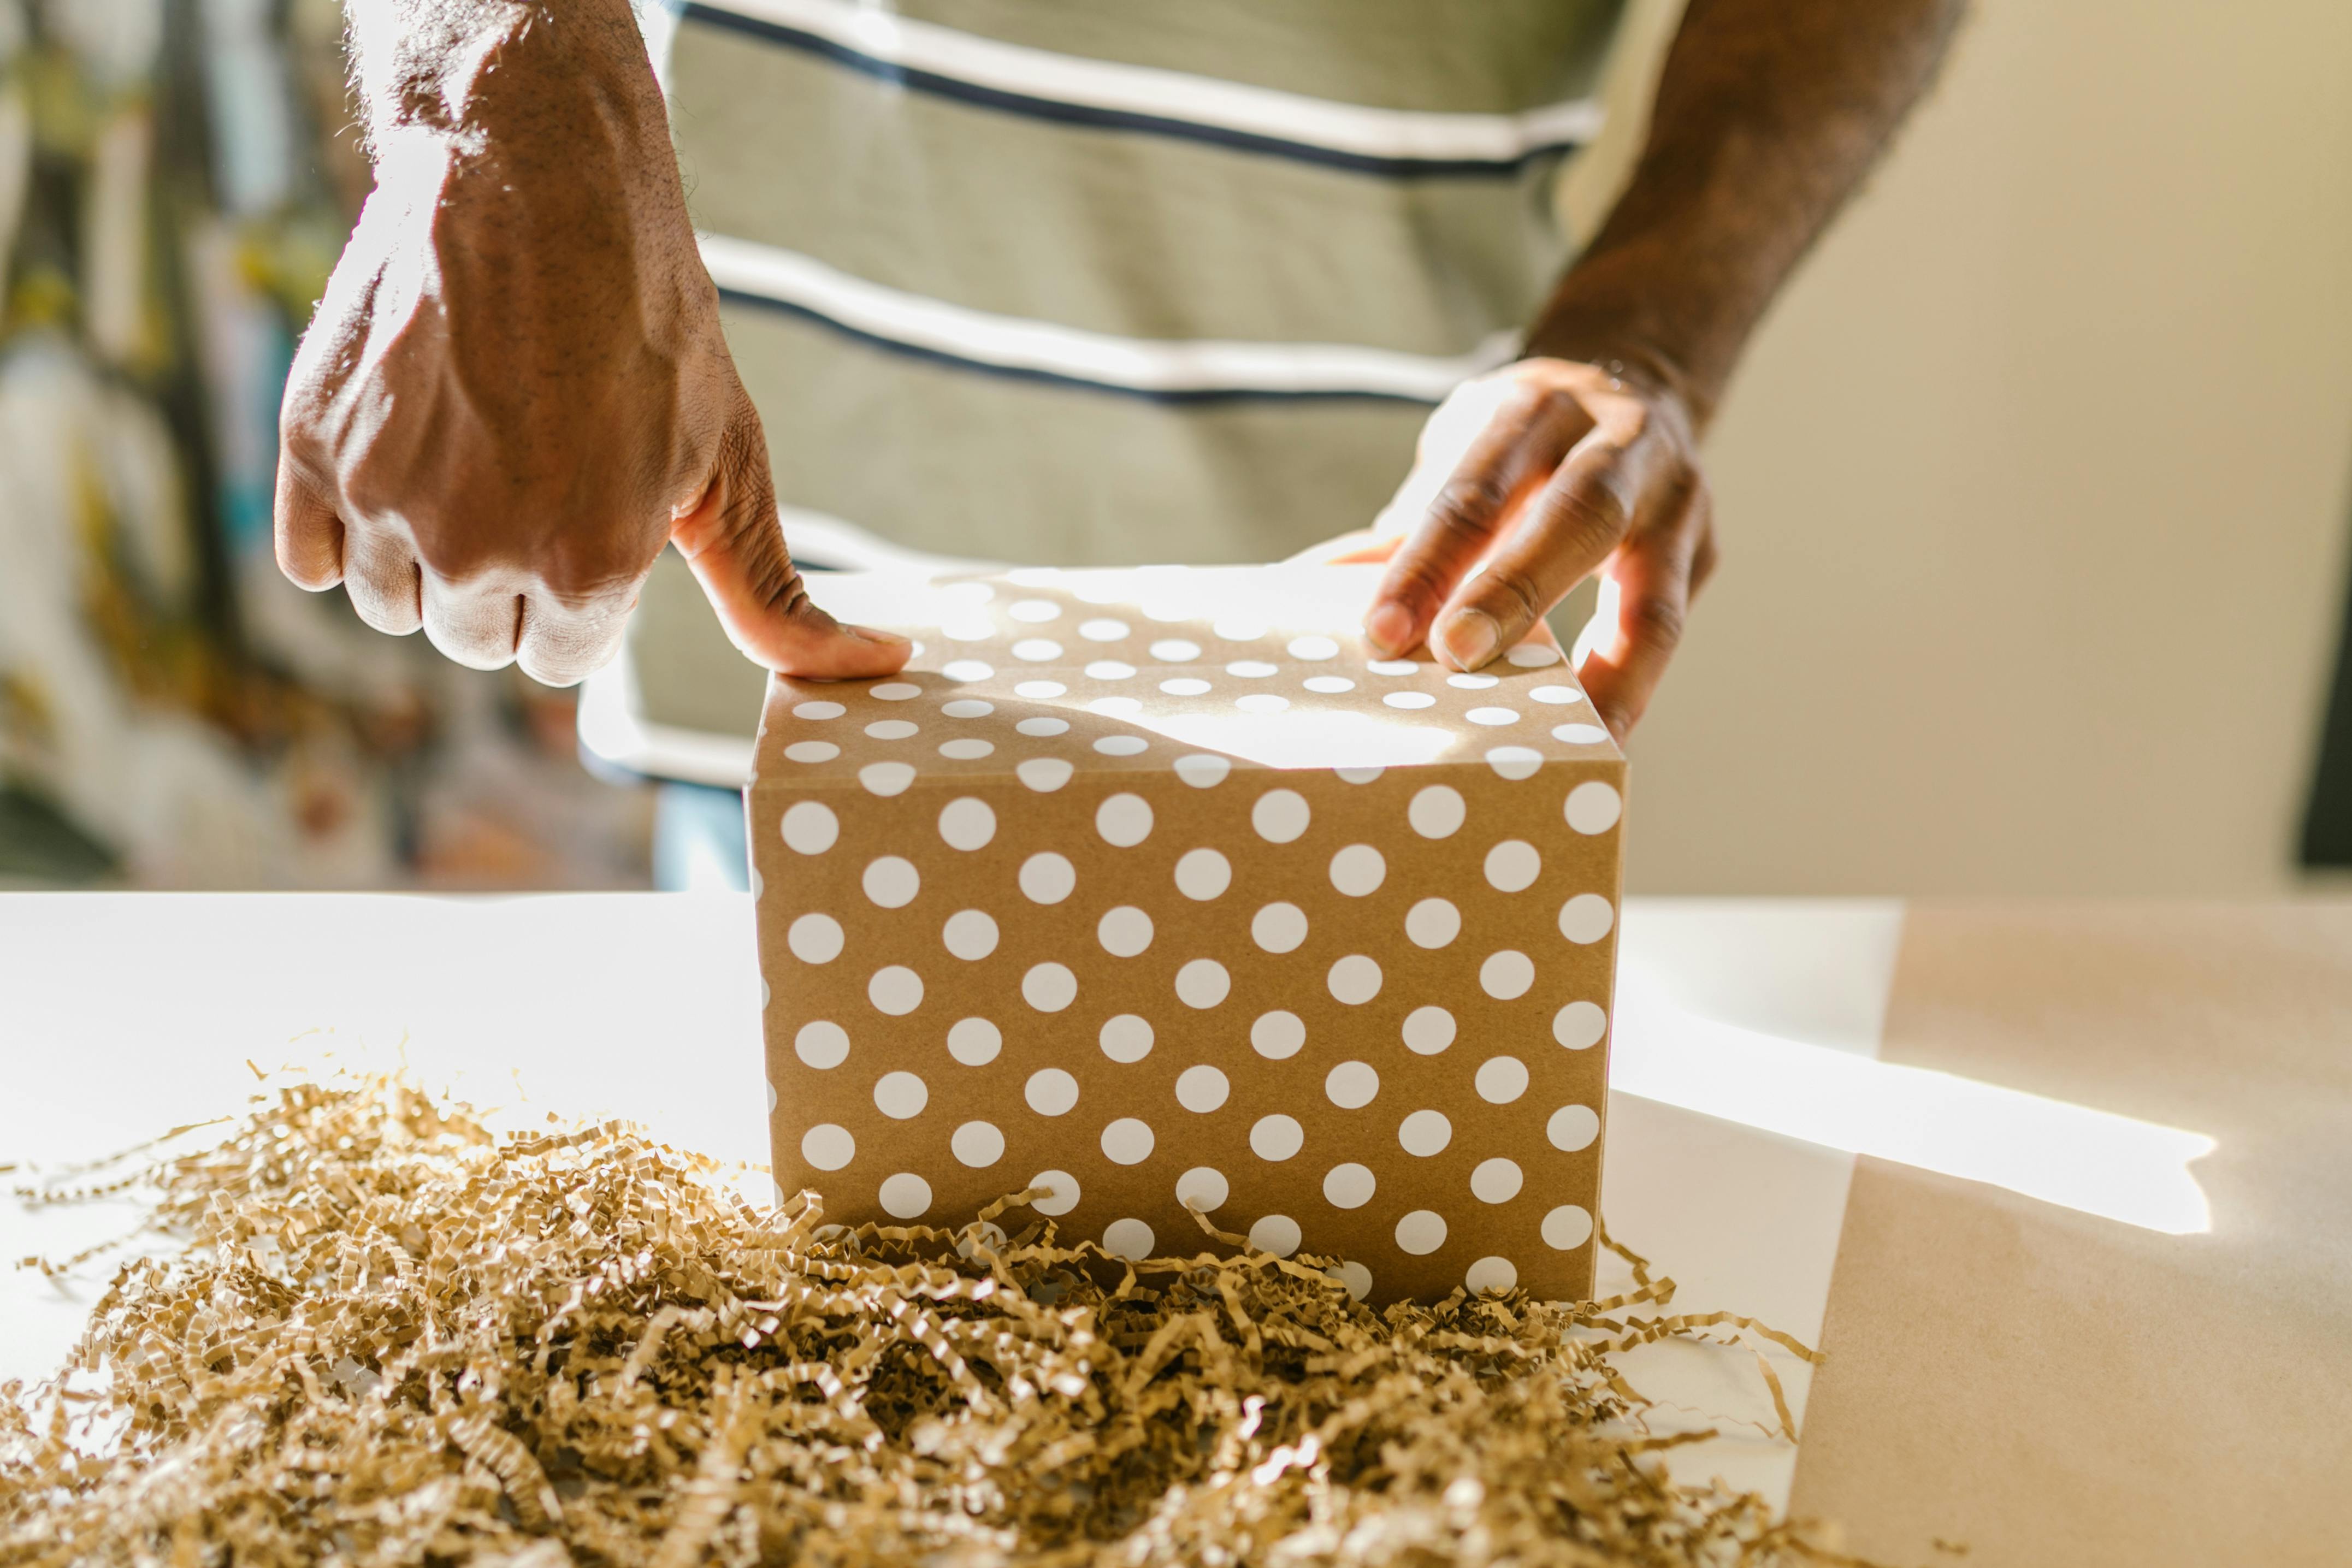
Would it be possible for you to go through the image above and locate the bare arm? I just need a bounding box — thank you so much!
[1366,0,1966,737]
[277,0,907,684]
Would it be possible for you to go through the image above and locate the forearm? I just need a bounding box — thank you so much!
[347,0,659,152]
[1530,0,1966,428]
[344,0,689,274]
[338,1,705,447]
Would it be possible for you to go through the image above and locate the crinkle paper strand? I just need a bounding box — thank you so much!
[2,1076,1866,1567]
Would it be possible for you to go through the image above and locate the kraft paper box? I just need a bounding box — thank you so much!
[749,564,1623,1304]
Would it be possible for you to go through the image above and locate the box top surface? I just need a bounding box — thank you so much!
[754,564,1623,792]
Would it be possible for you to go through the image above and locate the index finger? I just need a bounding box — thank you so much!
[1365,387,1588,656]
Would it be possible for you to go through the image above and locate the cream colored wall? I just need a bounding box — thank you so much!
[1569,0,2352,894]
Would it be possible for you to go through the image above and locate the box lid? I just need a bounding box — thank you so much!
[750,564,1621,791]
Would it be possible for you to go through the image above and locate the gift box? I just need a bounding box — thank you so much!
[749,564,1622,1303]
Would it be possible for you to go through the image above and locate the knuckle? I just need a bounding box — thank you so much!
[1550,475,1629,550]
[1625,592,1687,652]
[350,596,419,637]
[516,605,623,689]
[1476,564,1546,631]
[1429,472,1512,537]
[432,632,518,672]
[1380,552,1458,614]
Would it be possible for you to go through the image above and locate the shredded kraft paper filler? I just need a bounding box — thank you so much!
[2,1078,1847,1567]
[2,566,1868,1565]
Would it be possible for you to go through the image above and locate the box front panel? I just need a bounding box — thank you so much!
[753,724,1621,1304]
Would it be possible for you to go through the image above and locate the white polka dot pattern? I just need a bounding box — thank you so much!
[1173,848,1231,900]
[1250,1115,1304,1161]
[1325,1061,1379,1109]
[873,1071,928,1120]
[952,1121,1004,1168]
[1095,794,1153,845]
[802,1124,855,1171]
[1251,789,1310,842]
[1565,780,1624,835]
[1174,1064,1231,1112]
[1398,1110,1452,1157]
[947,1017,1001,1065]
[858,762,915,797]
[1405,898,1461,949]
[861,856,920,908]
[1546,1104,1601,1152]
[1328,844,1386,896]
[1175,959,1230,1009]
[787,914,843,965]
[1029,1170,1079,1215]
[1096,906,1154,957]
[781,802,838,855]
[1016,758,1074,792]
[1554,1001,1608,1050]
[1328,955,1382,1004]
[1541,1205,1593,1250]
[1470,1157,1523,1203]
[1018,853,1076,904]
[1251,1010,1306,1058]
[1100,1118,1155,1165]
[936,797,995,849]
[1175,1167,1229,1211]
[753,568,1617,1306]
[1021,963,1078,1013]
[1102,1217,1155,1259]
[1098,1014,1153,1062]
[1402,1006,1456,1055]
[1251,902,1309,953]
[1025,1070,1079,1116]
[1408,785,1465,838]
[1394,1210,1447,1255]
[1559,894,1616,945]
[879,1173,932,1218]
[1475,1056,1530,1104]
[1322,1163,1376,1208]
[868,966,923,1016]
[1248,1215,1302,1257]
[1464,1256,1517,1294]
[1483,840,1541,892]
[1480,950,1535,1000]
[794,1021,849,1069]
[942,910,998,961]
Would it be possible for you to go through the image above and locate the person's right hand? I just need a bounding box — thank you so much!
[273,4,905,688]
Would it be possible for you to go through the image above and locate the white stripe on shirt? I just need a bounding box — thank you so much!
[683,0,1604,164]
[700,233,1521,400]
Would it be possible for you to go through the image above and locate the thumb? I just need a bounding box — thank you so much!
[670,404,909,679]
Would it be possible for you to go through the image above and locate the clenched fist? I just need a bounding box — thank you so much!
[275,0,905,687]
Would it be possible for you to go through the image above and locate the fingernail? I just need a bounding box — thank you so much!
[847,623,909,648]
[1364,601,1415,655]
[1438,609,1500,671]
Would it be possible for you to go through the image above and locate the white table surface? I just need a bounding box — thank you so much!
[0,893,1904,1507]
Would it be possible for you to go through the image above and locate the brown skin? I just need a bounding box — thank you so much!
[277,0,906,685]
[287,0,1961,719]
[1367,0,1967,738]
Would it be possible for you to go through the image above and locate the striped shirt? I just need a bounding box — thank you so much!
[625,0,1624,727]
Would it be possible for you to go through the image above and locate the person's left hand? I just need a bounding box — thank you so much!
[1330,357,1717,742]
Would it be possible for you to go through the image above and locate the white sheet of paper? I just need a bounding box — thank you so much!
[0,892,1905,1513]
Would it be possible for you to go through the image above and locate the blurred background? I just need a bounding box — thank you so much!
[3,0,2350,896]
[0,0,654,889]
